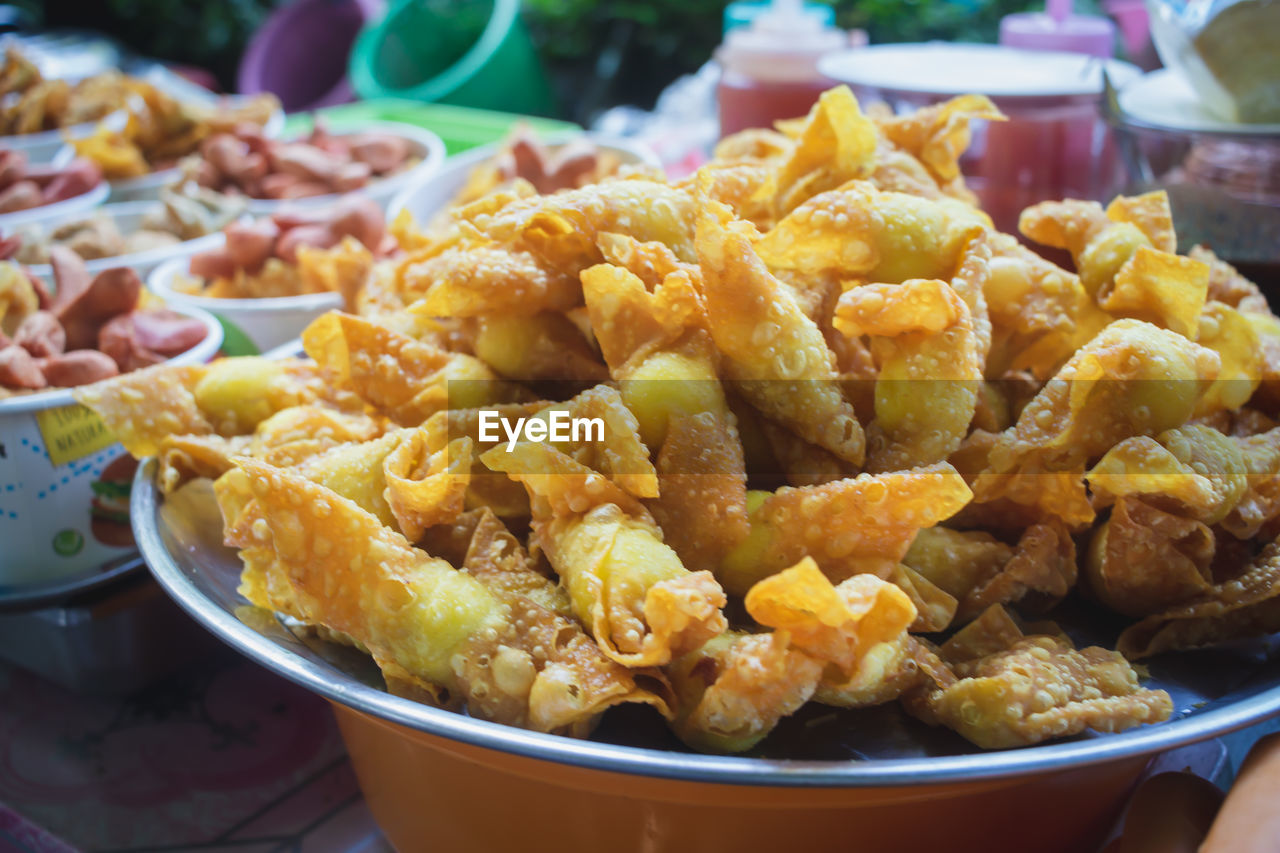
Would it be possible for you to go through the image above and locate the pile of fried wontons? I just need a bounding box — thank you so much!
[77,87,1280,754]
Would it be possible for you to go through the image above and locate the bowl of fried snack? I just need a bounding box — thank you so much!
[76,85,1280,853]
[0,47,127,162]
[0,149,108,230]
[182,119,444,215]
[0,250,221,584]
[70,78,284,203]
[147,196,388,353]
[12,186,247,285]
[387,127,661,232]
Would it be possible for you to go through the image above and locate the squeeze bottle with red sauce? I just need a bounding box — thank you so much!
[716,0,847,137]
[975,0,1121,230]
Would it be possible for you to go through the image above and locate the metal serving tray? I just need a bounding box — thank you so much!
[132,459,1280,786]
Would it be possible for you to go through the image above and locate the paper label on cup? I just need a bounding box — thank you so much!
[35,404,116,466]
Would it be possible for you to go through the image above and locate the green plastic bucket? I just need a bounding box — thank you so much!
[283,98,579,155]
[350,0,556,116]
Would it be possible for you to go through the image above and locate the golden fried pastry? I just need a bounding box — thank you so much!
[88,87,1280,757]
[226,458,661,733]
[1119,540,1280,659]
[909,635,1173,748]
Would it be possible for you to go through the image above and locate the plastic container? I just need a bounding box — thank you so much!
[819,43,1142,233]
[0,108,128,164]
[105,98,286,204]
[723,0,834,34]
[0,561,222,694]
[387,134,661,226]
[105,168,183,206]
[241,120,445,216]
[0,118,102,164]
[0,179,109,232]
[0,305,222,587]
[333,704,1146,853]
[1106,69,1280,282]
[715,0,848,136]
[349,0,555,116]
[21,200,231,287]
[1146,0,1280,124]
[282,98,579,156]
[238,0,381,112]
[148,253,343,355]
[1106,0,1153,62]
[999,0,1117,58]
[0,545,140,613]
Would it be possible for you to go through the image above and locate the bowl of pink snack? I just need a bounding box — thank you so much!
[0,151,108,230]
[182,119,444,214]
[148,195,389,353]
[0,248,221,583]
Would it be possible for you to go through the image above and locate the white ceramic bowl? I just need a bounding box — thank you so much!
[243,120,446,216]
[0,303,222,586]
[149,250,342,355]
[387,133,661,227]
[0,179,109,232]
[107,98,287,203]
[21,200,231,286]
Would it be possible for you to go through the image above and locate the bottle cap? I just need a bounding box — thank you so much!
[1000,0,1116,58]
[717,0,847,83]
[723,0,834,35]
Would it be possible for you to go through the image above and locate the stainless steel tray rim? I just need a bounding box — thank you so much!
[132,461,1280,788]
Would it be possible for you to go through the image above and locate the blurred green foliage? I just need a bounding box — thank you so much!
[34,0,1075,114]
[526,0,723,70]
[524,0,1043,117]
[832,0,1041,43]
[526,0,1041,72]
[38,0,278,88]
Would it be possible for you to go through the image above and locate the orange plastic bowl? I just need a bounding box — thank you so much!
[133,465,1280,853]
[332,703,1146,853]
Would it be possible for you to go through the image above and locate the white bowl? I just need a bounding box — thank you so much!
[0,179,109,231]
[387,133,661,227]
[1,117,103,164]
[149,251,343,355]
[107,168,182,204]
[0,303,223,586]
[106,97,287,203]
[243,120,446,216]
[21,200,230,286]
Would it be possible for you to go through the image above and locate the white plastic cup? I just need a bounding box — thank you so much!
[149,252,342,355]
[0,304,223,586]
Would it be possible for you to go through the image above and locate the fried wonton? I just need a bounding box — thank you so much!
[717,462,972,594]
[904,521,1077,624]
[909,635,1172,748]
[696,204,864,465]
[1119,539,1280,659]
[226,458,659,734]
[835,278,981,472]
[668,556,921,753]
[301,311,508,425]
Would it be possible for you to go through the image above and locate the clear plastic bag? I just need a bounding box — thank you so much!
[1146,0,1280,122]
